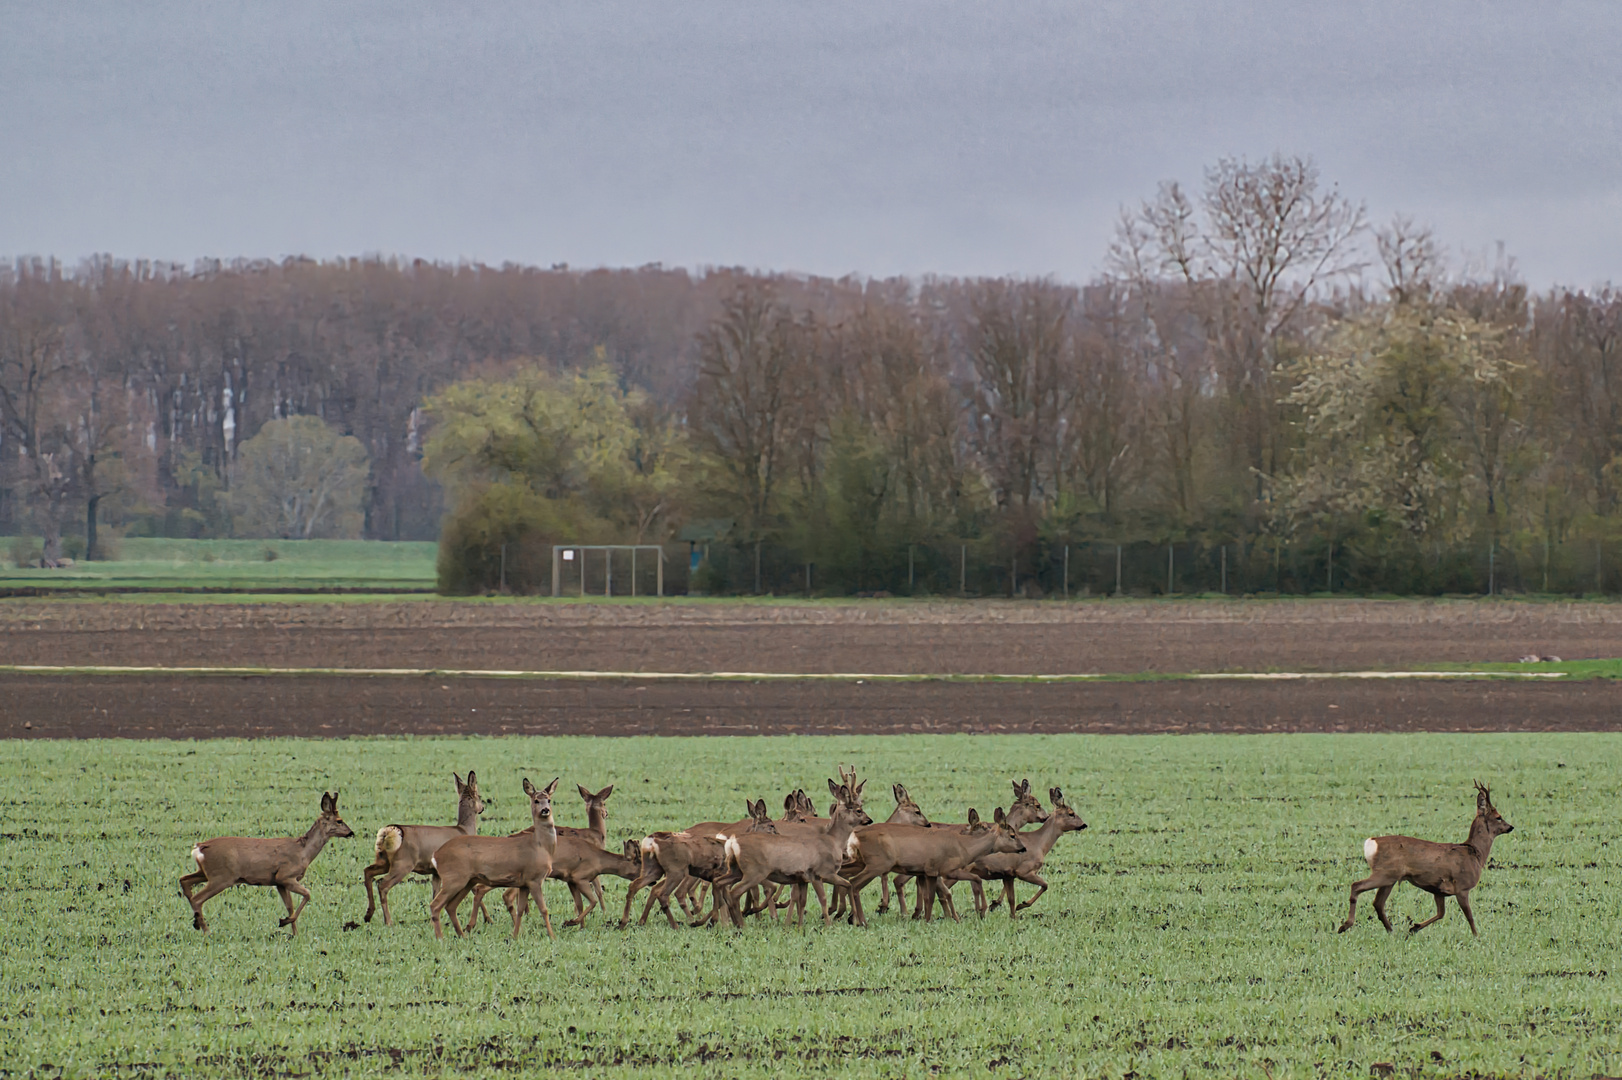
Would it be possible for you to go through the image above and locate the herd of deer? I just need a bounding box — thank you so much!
[179,769,1513,941]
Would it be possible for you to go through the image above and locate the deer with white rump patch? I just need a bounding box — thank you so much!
[963,787,1088,918]
[362,771,485,926]
[845,806,1025,926]
[1338,781,1514,936]
[180,790,354,936]
[717,778,872,928]
[427,777,560,940]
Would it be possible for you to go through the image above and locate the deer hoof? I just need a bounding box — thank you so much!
[1336,922,1352,933]
[193,914,207,931]
[278,916,293,927]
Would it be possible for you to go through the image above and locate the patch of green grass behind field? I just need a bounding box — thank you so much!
[0,538,438,592]
[1,734,1617,1078]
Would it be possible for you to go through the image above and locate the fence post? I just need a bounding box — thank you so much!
[1011,554,1017,597]
[755,541,762,595]
[500,543,507,594]
[1063,544,1069,600]
[1598,539,1604,595]
[1167,543,1173,595]
[1115,544,1122,597]
[1221,544,1227,595]
[1488,540,1495,597]
[806,562,812,596]
[581,549,586,598]
[960,545,966,597]
[657,548,664,598]
[908,545,915,592]
[1327,540,1334,593]
[631,548,638,598]
[552,546,561,598]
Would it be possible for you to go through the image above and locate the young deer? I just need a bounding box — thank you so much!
[180,790,354,936]
[362,771,485,926]
[1338,781,1515,937]
[619,799,778,930]
[831,783,932,919]
[719,779,872,928]
[428,777,560,940]
[965,787,1088,918]
[844,807,1025,927]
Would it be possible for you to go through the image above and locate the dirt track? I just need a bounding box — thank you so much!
[1,598,1619,673]
[4,600,1620,738]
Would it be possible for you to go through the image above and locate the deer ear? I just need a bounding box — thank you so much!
[598,785,613,800]
[578,784,592,800]
[322,791,336,812]
[466,770,476,786]
[523,777,537,797]
[828,778,841,797]
[994,807,1007,824]
[967,808,981,825]
[855,779,866,797]
[543,777,560,797]
[1050,787,1063,805]
[454,772,465,790]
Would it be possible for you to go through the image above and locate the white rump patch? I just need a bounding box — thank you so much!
[430,854,439,872]
[845,835,861,861]
[640,837,658,857]
[723,836,741,865]
[191,844,205,867]
[376,825,403,855]
[713,833,731,842]
[1363,838,1379,867]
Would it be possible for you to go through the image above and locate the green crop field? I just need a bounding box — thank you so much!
[0,538,438,593]
[2,733,1616,1079]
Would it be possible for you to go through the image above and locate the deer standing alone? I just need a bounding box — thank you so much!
[428,777,560,940]
[180,790,354,936]
[1338,781,1514,936]
[362,771,484,926]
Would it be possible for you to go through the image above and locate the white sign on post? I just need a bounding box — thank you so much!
[563,550,575,561]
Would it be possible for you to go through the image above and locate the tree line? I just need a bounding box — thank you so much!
[4,154,1621,594]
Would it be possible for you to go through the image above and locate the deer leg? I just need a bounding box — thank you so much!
[1456,890,1479,936]
[361,854,389,923]
[562,881,586,928]
[186,878,233,932]
[374,864,415,927]
[970,878,988,917]
[1409,892,1447,934]
[277,879,312,935]
[1338,874,1392,933]
[428,877,463,940]
[875,873,892,914]
[1012,872,1049,916]
[509,886,527,937]
[936,877,964,922]
[619,867,662,929]
[531,878,555,940]
[179,870,206,902]
[1371,885,1395,932]
[276,884,297,921]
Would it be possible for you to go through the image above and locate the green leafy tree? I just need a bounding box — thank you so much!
[224,416,370,539]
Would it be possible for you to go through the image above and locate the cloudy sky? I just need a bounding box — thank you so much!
[4,1,1619,287]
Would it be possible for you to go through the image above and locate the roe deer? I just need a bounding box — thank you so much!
[844,807,1025,927]
[180,790,354,936]
[362,771,484,926]
[1338,781,1515,937]
[713,779,871,928]
[619,799,777,929]
[466,781,615,928]
[964,787,1088,918]
[891,779,1046,918]
[472,833,644,932]
[427,777,559,940]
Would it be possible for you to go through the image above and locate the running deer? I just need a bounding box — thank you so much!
[362,771,485,925]
[1338,781,1515,937]
[619,799,777,929]
[718,779,872,928]
[180,790,355,936]
[890,779,1046,918]
[427,777,560,940]
[844,807,1025,927]
[964,787,1088,918]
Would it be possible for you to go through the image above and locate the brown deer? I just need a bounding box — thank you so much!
[844,807,1025,927]
[1338,781,1515,937]
[180,790,354,936]
[964,787,1088,918]
[717,779,872,928]
[619,799,777,929]
[466,781,615,928]
[890,779,1047,918]
[427,777,560,940]
[361,771,484,926]
[830,783,932,919]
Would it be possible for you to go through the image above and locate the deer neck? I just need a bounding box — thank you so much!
[1464,815,1497,863]
[298,819,333,865]
[963,827,1005,861]
[585,805,607,845]
[457,800,480,835]
[529,809,558,854]
[825,812,858,849]
[1019,817,1066,860]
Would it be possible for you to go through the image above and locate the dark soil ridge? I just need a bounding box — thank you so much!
[5,674,1617,739]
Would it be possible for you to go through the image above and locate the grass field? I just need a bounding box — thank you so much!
[0,538,438,592]
[2,734,1616,1078]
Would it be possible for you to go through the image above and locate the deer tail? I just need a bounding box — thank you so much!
[376,825,404,857]
[1363,838,1379,868]
[190,844,206,868]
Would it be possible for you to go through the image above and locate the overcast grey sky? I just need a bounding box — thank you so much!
[4,1,1619,287]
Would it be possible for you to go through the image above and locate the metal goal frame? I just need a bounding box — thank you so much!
[551,544,665,597]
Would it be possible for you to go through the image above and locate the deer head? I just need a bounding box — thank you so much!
[1046,787,1088,833]
[455,772,486,816]
[522,777,560,825]
[319,791,355,839]
[1474,781,1514,836]
[892,783,931,827]
[1011,779,1048,825]
[578,783,613,809]
[745,797,779,832]
[828,779,873,827]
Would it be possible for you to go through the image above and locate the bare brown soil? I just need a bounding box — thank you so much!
[4,599,1618,738]
[2,598,1620,673]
